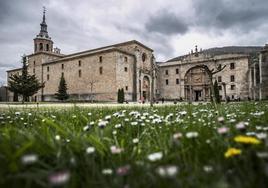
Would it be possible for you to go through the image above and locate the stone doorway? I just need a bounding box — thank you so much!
[184,66,210,101]
[194,90,202,101]
[142,76,150,101]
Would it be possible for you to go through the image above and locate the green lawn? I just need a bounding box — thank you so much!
[0,102,268,188]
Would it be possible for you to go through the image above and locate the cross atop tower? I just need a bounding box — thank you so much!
[42,6,46,24]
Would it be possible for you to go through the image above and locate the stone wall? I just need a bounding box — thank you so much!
[157,53,250,100]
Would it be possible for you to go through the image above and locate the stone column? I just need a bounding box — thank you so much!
[222,82,227,103]
[248,67,252,99]
[259,53,262,100]
[253,63,256,100]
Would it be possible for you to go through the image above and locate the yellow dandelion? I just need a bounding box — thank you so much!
[234,135,261,145]
[224,148,242,158]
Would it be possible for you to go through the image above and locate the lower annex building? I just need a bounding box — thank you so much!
[6,11,268,102]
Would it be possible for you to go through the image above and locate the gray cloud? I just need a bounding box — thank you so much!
[0,0,267,85]
[145,11,189,35]
[193,0,268,32]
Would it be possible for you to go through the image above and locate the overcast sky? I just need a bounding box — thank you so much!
[1,0,268,84]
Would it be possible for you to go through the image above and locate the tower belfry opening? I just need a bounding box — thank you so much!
[33,7,53,53]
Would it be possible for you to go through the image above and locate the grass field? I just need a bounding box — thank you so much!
[0,102,268,188]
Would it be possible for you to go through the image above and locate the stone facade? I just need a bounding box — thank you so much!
[6,11,268,102]
[157,46,268,101]
[6,12,154,102]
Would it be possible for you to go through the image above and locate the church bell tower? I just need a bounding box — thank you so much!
[33,7,53,53]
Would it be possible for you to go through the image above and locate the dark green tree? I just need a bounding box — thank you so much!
[8,55,44,102]
[122,88,125,103]
[117,88,125,103]
[55,75,69,101]
[213,80,221,104]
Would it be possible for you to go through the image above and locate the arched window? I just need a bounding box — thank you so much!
[35,44,37,52]
[46,44,49,51]
[39,43,43,51]
[142,53,146,62]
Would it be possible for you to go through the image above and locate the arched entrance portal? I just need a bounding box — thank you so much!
[184,66,210,101]
[142,76,150,101]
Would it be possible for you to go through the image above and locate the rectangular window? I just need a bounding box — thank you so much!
[99,67,103,74]
[124,67,128,72]
[218,64,222,70]
[231,85,235,90]
[124,57,128,62]
[78,70,81,77]
[47,74,49,81]
[230,75,235,82]
[62,64,64,69]
[125,86,128,91]
[33,61,36,66]
[78,60,81,67]
[218,76,222,82]
[61,72,64,77]
[47,66,49,72]
[33,68,35,74]
[165,70,169,75]
[166,79,169,85]
[218,85,222,90]
[176,68,179,74]
[99,56,102,63]
[230,63,235,69]
[176,78,179,84]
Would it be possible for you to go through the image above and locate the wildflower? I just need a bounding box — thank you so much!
[256,152,268,158]
[203,165,213,173]
[186,132,199,138]
[88,112,92,116]
[179,111,187,115]
[112,130,117,135]
[15,112,21,116]
[110,145,123,154]
[217,117,224,123]
[256,133,267,140]
[115,124,122,129]
[246,132,256,136]
[235,122,246,130]
[156,165,178,178]
[21,154,38,165]
[83,125,90,131]
[224,148,242,158]
[217,127,229,134]
[234,135,261,145]
[86,147,95,154]
[132,138,139,144]
[102,168,113,175]
[49,171,70,186]
[98,120,108,128]
[147,152,163,162]
[131,122,138,125]
[55,135,61,140]
[173,132,183,140]
[105,115,111,121]
[116,165,131,176]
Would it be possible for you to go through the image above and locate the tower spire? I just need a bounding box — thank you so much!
[42,6,46,24]
[38,6,50,39]
[34,7,53,53]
